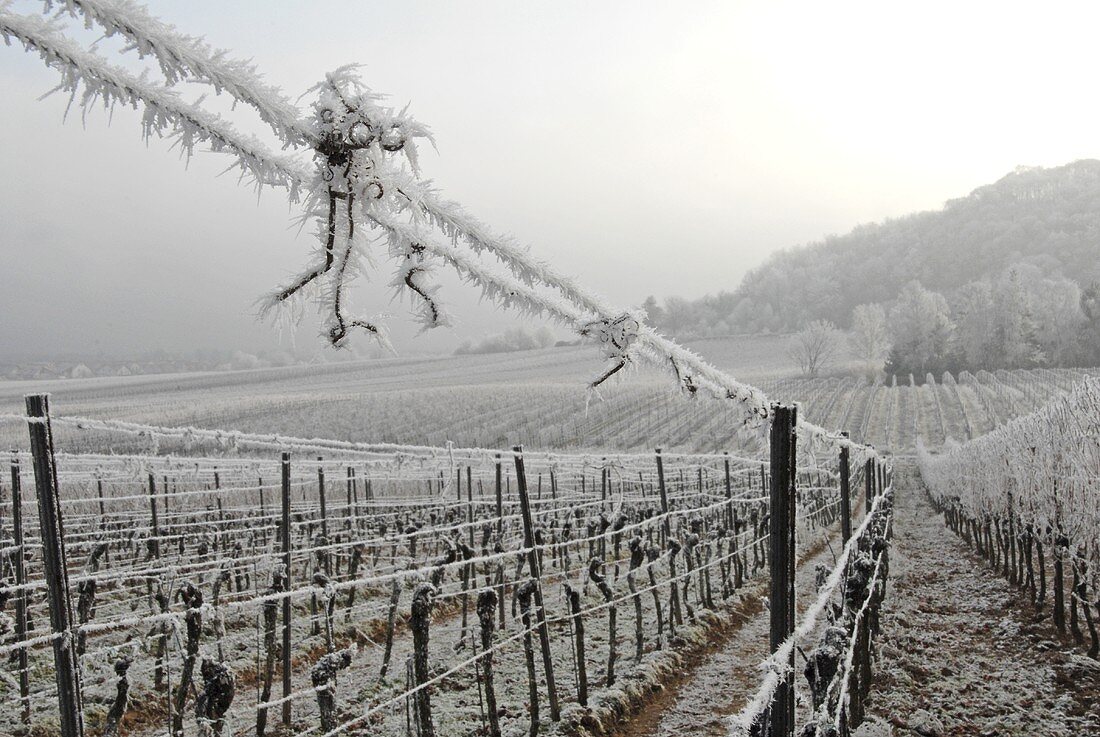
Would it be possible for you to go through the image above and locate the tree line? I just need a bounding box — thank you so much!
[643,160,1100,375]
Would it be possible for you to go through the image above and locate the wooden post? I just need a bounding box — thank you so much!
[839,433,852,544]
[513,446,560,721]
[768,404,797,737]
[26,394,84,737]
[11,454,30,726]
[280,453,292,727]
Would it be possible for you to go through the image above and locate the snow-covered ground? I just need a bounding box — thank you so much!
[856,466,1100,736]
[611,528,840,737]
[593,466,1100,737]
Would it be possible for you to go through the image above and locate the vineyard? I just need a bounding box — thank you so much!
[3,350,1094,456]
[0,398,892,737]
[1,1,1096,735]
[919,377,1100,658]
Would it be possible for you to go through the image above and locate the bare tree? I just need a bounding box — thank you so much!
[788,320,841,377]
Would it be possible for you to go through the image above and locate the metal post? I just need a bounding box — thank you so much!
[513,446,560,721]
[26,394,84,737]
[95,476,105,530]
[148,473,161,560]
[281,453,292,727]
[495,454,503,535]
[839,432,852,544]
[346,466,354,533]
[865,458,874,513]
[655,449,670,545]
[768,404,797,737]
[11,453,30,725]
[723,452,734,529]
[318,457,328,539]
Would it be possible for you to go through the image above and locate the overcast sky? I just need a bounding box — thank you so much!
[3,1,1100,361]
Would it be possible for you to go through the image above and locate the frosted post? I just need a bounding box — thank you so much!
[26,394,85,737]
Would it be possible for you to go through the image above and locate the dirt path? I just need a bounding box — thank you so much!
[858,466,1100,736]
[617,527,843,737]
[615,467,1100,737]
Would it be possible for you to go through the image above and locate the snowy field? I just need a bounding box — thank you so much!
[2,335,1094,457]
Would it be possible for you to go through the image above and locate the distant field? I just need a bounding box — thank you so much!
[1,335,1090,456]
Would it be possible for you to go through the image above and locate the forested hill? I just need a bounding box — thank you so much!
[652,160,1100,335]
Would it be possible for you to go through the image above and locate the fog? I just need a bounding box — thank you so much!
[3,0,1100,361]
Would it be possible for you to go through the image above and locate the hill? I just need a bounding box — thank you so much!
[651,160,1100,336]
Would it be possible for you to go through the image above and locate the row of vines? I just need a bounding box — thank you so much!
[10,368,1092,464]
[0,399,891,737]
[918,377,1100,657]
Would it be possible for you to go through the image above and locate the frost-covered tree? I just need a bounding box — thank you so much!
[1080,282,1100,364]
[992,267,1044,368]
[534,325,556,348]
[885,281,955,376]
[641,296,665,327]
[849,303,889,368]
[951,265,1080,370]
[455,326,556,355]
[953,280,997,368]
[1030,276,1083,365]
[787,320,841,377]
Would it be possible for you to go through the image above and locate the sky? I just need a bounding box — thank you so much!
[3,0,1100,361]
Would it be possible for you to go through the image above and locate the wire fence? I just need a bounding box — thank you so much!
[0,398,891,737]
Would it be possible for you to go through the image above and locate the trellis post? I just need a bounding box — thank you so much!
[26,394,85,737]
[839,432,852,543]
[318,457,328,539]
[513,445,560,721]
[10,453,30,726]
[148,472,161,560]
[768,403,797,737]
[281,452,293,727]
[96,475,106,530]
[865,458,874,513]
[724,452,734,529]
[655,448,670,545]
[346,466,354,533]
[495,454,503,534]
